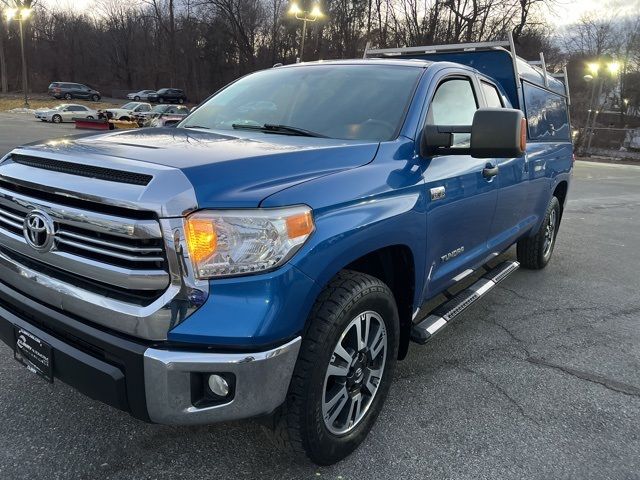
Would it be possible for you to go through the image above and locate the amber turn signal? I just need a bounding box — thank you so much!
[185,217,217,264]
[286,211,315,239]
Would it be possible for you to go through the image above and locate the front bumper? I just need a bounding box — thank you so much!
[0,280,300,425]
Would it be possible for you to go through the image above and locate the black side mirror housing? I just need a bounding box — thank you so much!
[420,108,526,159]
[470,108,526,158]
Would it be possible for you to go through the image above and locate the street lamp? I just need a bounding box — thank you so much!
[4,7,32,108]
[287,2,324,62]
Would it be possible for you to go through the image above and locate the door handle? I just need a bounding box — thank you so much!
[482,165,499,179]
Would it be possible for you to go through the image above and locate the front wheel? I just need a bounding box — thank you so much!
[517,196,561,269]
[178,98,184,104]
[64,93,72,100]
[134,96,140,101]
[266,270,399,465]
[51,114,62,123]
[91,94,100,102]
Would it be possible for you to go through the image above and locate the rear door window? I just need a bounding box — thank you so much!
[481,82,503,108]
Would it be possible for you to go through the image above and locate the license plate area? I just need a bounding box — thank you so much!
[14,327,53,383]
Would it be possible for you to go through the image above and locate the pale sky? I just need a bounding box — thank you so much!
[40,0,640,28]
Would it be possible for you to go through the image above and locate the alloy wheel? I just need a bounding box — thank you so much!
[322,311,387,435]
[543,209,557,258]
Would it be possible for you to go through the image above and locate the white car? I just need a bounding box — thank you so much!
[103,102,152,120]
[34,104,98,123]
[126,90,156,101]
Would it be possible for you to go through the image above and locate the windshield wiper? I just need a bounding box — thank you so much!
[232,123,327,138]
[183,125,211,130]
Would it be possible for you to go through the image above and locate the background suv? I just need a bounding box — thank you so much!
[48,82,101,101]
[148,88,187,104]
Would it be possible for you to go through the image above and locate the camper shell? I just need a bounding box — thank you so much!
[364,34,571,143]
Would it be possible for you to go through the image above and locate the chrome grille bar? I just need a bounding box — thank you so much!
[56,229,164,254]
[56,237,165,263]
[0,187,161,240]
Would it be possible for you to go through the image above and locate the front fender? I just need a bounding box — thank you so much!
[290,191,427,311]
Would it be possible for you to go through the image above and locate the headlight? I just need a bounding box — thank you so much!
[184,205,315,279]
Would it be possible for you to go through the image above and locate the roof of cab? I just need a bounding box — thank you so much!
[280,58,434,69]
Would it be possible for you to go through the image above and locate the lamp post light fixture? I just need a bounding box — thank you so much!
[287,2,324,62]
[4,6,32,108]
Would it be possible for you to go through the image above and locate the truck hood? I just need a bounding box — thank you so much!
[18,127,380,208]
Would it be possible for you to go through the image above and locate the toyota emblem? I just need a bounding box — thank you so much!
[23,210,56,253]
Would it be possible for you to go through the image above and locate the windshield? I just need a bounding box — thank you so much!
[121,102,137,109]
[180,64,423,141]
[151,105,167,113]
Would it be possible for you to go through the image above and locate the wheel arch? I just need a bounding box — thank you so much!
[344,245,416,360]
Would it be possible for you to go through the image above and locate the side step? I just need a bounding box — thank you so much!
[410,260,519,345]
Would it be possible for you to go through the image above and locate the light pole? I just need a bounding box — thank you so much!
[583,60,620,155]
[4,7,32,108]
[287,2,324,62]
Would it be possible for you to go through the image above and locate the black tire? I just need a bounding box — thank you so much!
[52,114,62,124]
[159,97,164,104]
[134,96,140,101]
[266,270,399,465]
[178,98,184,104]
[517,196,561,269]
[86,116,94,119]
[91,94,100,102]
[64,93,72,100]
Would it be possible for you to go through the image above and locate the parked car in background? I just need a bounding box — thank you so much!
[102,102,152,121]
[148,88,187,104]
[48,82,101,101]
[135,104,189,126]
[34,104,97,123]
[127,90,157,101]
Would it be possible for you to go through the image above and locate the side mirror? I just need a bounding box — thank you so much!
[419,108,526,158]
[470,108,526,158]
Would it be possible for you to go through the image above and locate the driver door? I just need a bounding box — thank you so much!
[421,72,499,298]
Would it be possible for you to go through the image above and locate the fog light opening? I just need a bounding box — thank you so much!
[207,374,230,398]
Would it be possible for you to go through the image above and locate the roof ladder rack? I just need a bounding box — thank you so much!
[363,33,522,97]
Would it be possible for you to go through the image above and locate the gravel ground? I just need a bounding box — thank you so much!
[0,116,638,479]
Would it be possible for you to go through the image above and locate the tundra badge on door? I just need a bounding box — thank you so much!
[441,247,464,262]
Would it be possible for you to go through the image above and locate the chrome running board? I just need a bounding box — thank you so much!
[410,260,519,345]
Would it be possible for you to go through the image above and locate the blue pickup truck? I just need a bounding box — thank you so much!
[0,39,572,465]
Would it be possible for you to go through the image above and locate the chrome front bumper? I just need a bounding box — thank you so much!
[143,337,301,425]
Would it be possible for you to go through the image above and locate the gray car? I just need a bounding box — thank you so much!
[127,90,157,101]
[48,82,101,102]
[34,104,98,123]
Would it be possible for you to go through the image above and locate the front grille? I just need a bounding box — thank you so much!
[0,180,169,301]
[11,154,153,186]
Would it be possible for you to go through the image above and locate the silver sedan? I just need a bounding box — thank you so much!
[34,104,98,123]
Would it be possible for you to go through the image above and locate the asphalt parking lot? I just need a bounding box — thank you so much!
[0,112,639,480]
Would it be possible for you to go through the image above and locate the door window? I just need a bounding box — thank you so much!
[428,78,478,147]
[481,82,503,108]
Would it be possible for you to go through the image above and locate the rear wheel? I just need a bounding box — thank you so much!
[178,98,184,104]
[91,94,100,102]
[86,116,94,120]
[64,93,72,100]
[52,114,62,123]
[266,270,399,465]
[517,196,561,269]
[159,97,164,104]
